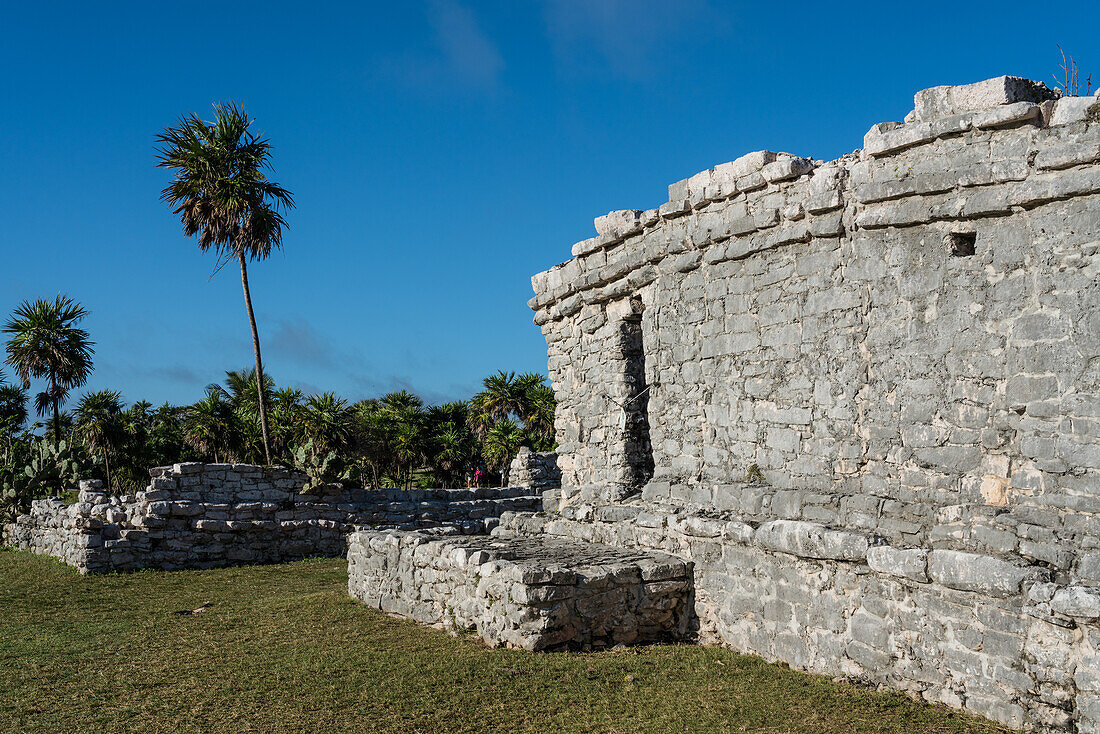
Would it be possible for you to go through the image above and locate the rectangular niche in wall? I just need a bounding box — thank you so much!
[945,231,977,257]
[617,312,655,491]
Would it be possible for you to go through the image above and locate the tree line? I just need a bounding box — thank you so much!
[1,296,554,520]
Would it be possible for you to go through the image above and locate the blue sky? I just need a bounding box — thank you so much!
[1,0,1094,407]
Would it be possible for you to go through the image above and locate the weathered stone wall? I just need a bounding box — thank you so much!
[530,76,1099,560]
[497,504,1100,731]
[524,76,1100,732]
[508,447,561,492]
[347,527,692,650]
[2,463,541,573]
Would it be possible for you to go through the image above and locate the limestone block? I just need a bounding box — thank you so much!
[972,102,1040,129]
[927,550,1034,597]
[1035,141,1100,171]
[1050,95,1100,126]
[863,121,935,156]
[594,209,644,239]
[912,76,1056,121]
[866,546,930,583]
[754,520,868,561]
[571,237,602,257]
[739,172,765,192]
[668,177,690,202]
[761,157,813,182]
[1050,586,1100,619]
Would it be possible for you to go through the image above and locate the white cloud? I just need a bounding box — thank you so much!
[541,0,721,80]
[380,1,504,92]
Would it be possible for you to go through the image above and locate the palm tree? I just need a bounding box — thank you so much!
[3,295,95,448]
[156,103,294,465]
[426,401,476,488]
[470,371,524,437]
[148,402,188,467]
[218,368,275,417]
[214,368,276,463]
[300,392,352,454]
[270,387,304,460]
[183,387,238,463]
[0,370,28,454]
[483,419,524,487]
[73,390,125,491]
[516,373,556,450]
[350,399,392,488]
[376,391,426,489]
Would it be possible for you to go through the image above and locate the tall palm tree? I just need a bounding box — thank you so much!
[377,391,426,489]
[156,103,294,465]
[74,390,125,491]
[3,295,95,448]
[518,375,556,450]
[469,372,512,442]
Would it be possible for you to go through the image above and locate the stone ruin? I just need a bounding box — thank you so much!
[347,529,690,651]
[493,75,1098,731]
[508,446,562,500]
[4,74,1099,732]
[3,463,541,573]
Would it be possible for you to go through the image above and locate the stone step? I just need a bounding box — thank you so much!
[347,528,693,651]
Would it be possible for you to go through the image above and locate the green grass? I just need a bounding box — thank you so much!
[0,548,1006,734]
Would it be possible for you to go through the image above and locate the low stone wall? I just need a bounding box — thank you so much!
[2,463,541,574]
[496,504,1100,731]
[508,448,561,492]
[509,448,562,512]
[347,527,692,650]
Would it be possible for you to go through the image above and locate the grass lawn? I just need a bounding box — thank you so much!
[0,548,1006,734]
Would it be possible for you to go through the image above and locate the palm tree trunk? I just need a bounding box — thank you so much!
[238,253,272,465]
[103,449,112,493]
[52,391,60,450]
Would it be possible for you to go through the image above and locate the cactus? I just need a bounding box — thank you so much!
[1,438,94,521]
[292,438,345,494]
[24,439,81,489]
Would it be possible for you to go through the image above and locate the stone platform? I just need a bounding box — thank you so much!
[347,528,692,650]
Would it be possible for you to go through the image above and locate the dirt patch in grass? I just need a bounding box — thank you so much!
[0,549,1006,733]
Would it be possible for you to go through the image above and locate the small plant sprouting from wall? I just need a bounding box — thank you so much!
[744,464,766,485]
[1053,46,1093,97]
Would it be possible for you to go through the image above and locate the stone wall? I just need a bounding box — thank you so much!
[530,76,1099,560]
[2,463,541,574]
[523,75,1100,732]
[508,447,561,491]
[347,527,691,650]
[497,504,1100,731]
